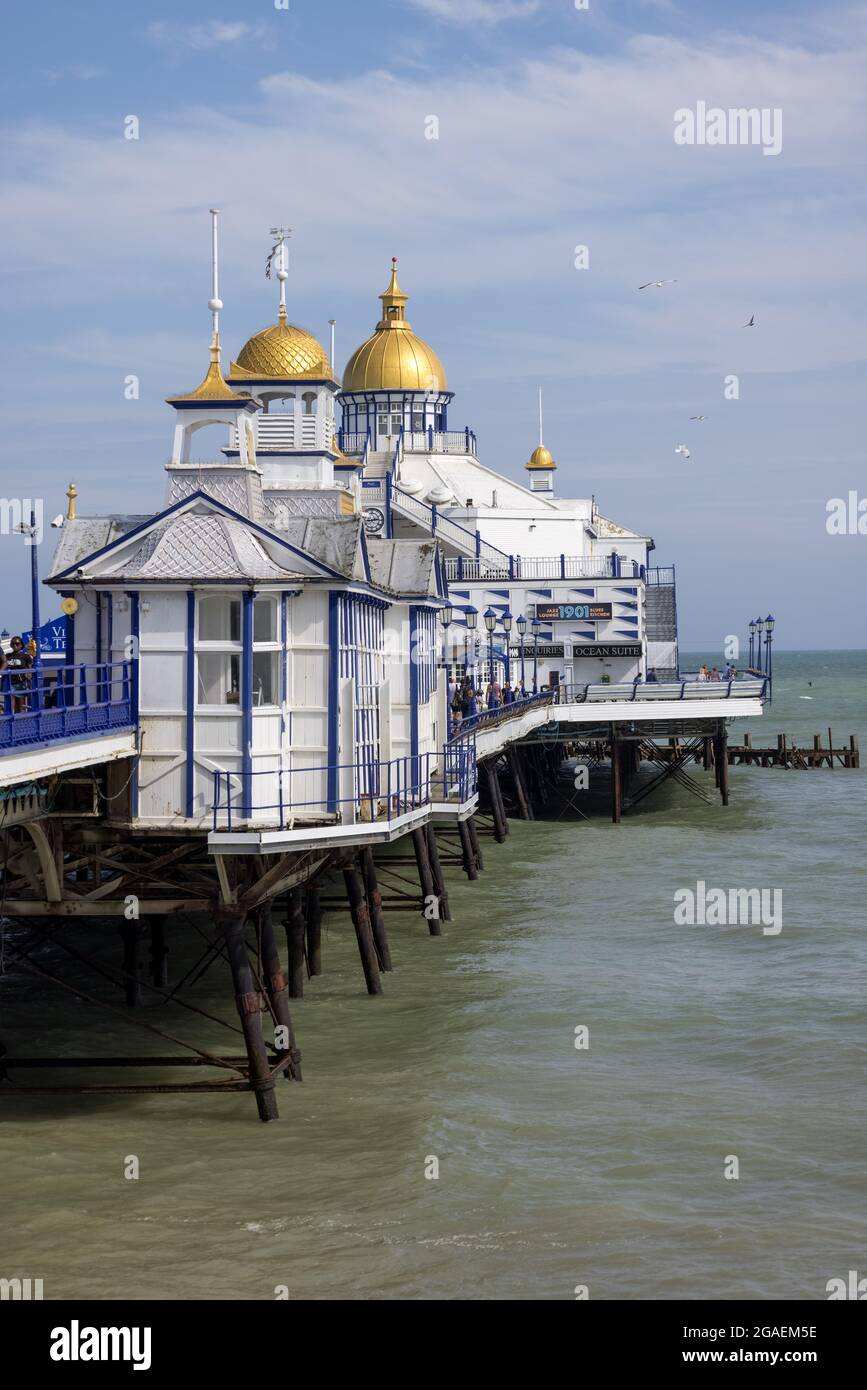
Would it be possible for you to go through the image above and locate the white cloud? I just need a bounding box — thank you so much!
[146,20,260,51]
[408,0,540,25]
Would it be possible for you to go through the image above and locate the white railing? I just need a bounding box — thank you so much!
[443,555,644,581]
[403,430,477,456]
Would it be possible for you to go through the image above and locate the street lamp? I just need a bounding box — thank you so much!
[748,617,757,670]
[464,604,478,680]
[14,510,42,668]
[439,602,453,683]
[501,609,513,686]
[484,607,497,701]
[516,612,527,694]
[755,617,766,674]
[765,614,775,691]
[531,615,542,693]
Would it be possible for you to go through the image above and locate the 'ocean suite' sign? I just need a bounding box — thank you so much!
[534,603,612,622]
[572,643,642,658]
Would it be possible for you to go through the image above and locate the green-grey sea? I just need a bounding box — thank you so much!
[1,650,865,1300]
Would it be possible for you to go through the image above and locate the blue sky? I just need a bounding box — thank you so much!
[1,0,865,647]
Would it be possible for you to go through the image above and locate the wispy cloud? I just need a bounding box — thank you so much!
[407,0,540,25]
[146,20,263,52]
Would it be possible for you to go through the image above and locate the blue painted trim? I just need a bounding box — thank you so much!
[185,590,195,818]
[326,592,340,813]
[129,591,140,816]
[241,591,254,819]
[359,526,372,584]
[409,605,420,770]
[281,590,289,752]
[95,593,103,703]
[52,490,348,583]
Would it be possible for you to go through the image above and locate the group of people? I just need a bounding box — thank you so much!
[696,663,737,682]
[0,636,36,713]
[448,674,530,732]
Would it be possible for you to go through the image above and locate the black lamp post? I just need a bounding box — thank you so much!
[464,604,477,678]
[502,610,513,685]
[440,601,453,680]
[765,614,775,692]
[531,616,541,693]
[484,607,496,697]
[756,617,766,675]
[749,618,757,670]
[516,612,527,694]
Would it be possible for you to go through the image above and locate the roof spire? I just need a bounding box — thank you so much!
[538,385,544,447]
[66,481,77,521]
[268,226,292,323]
[378,256,410,329]
[166,209,243,402]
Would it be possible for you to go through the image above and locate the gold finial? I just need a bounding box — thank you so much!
[66,482,77,520]
[378,256,410,329]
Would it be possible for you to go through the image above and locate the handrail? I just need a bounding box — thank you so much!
[0,660,135,754]
[553,678,768,705]
[212,746,478,830]
[447,689,556,740]
[391,483,512,567]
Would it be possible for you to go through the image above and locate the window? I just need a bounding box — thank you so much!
[412,413,424,431]
[302,392,317,416]
[252,652,279,706]
[199,595,240,643]
[198,652,240,706]
[378,413,389,435]
[254,596,277,643]
[391,412,402,434]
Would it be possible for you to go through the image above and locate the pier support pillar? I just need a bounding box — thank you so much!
[467,815,484,871]
[284,889,306,998]
[610,726,623,824]
[426,823,452,922]
[305,885,322,977]
[716,723,730,806]
[412,827,441,935]
[343,860,383,995]
[259,904,301,1082]
[508,747,534,821]
[120,921,142,1007]
[484,762,508,843]
[361,847,393,970]
[458,818,479,880]
[220,911,279,1122]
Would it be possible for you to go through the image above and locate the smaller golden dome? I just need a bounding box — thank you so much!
[230,308,332,380]
[168,338,251,403]
[526,445,556,471]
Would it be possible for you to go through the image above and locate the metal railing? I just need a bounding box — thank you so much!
[403,429,477,456]
[447,689,556,740]
[553,677,769,705]
[212,745,477,830]
[0,660,135,754]
[391,483,512,567]
[444,554,651,582]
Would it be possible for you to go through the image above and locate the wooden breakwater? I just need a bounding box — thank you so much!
[727,731,859,769]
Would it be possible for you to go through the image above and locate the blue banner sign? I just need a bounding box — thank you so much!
[534,603,612,622]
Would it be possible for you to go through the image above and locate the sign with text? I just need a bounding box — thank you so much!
[534,603,612,622]
[509,643,565,658]
[572,643,641,658]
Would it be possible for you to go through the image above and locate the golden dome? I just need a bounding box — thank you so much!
[230,307,332,380]
[342,259,448,393]
[168,338,252,403]
[526,445,556,471]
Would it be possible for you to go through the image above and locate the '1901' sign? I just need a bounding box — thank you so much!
[534,603,612,622]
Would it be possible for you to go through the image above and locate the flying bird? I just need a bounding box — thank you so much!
[744,314,756,327]
[675,444,691,459]
[689,415,706,421]
[639,279,678,289]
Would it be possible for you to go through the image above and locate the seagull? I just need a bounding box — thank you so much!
[689,415,705,421]
[744,314,756,327]
[639,279,677,289]
[675,444,691,459]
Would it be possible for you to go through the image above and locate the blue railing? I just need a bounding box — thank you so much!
[448,689,556,740]
[0,660,135,754]
[212,746,477,831]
